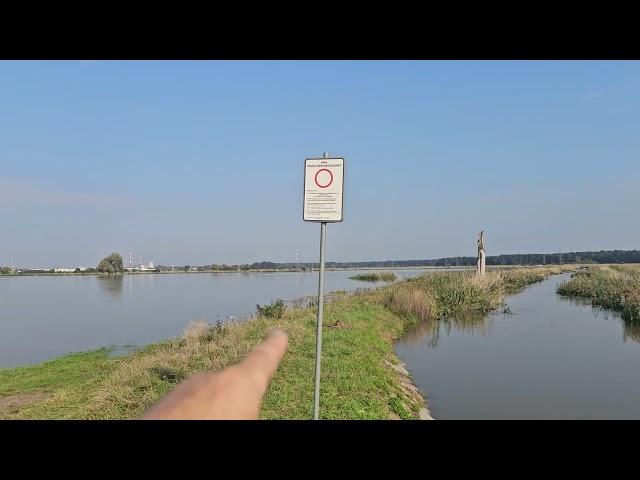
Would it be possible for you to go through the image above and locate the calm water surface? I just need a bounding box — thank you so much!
[396,273,640,419]
[0,268,438,367]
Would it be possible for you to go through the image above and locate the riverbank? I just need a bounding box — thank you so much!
[0,265,472,277]
[557,265,640,322]
[0,266,573,419]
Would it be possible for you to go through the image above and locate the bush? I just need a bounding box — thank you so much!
[256,299,286,318]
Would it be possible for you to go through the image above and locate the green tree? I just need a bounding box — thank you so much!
[97,253,124,274]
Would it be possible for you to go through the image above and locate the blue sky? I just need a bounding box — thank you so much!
[1,60,639,267]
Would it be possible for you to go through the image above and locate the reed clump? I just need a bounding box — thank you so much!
[349,272,397,282]
[557,265,640,322]
[382,266,566,324]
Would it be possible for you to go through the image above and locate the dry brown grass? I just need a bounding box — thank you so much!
[82,323,243,418]
[383,283,436,322]
[74,313,306,419]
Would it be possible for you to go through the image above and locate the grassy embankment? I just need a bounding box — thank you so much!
[349,272,397,282]
[0,266,572,420]
[557,265,640,322]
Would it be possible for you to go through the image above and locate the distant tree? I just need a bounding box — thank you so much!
[74,267,82,273]
[97,253,124,274]
[183,265,191,272]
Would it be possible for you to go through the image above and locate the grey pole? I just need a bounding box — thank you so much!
[313,152,329,420]
[313,221,326,419]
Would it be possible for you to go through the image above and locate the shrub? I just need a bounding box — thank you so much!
[256,299,286,318]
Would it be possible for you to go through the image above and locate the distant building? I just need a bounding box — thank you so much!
[53,266,87,273]
[125,261,157,272]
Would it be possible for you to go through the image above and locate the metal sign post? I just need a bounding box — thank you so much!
[313,220,326,420]
[303,152,344,420]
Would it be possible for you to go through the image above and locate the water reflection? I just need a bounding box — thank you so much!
[395,273,640,419]
[96,275,123,299]
[555,294,593,308]
[0,268,451,367]
[557,294,640,345]
[400,310,493,348]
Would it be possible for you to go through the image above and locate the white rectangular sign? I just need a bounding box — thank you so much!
[303,157,344,222]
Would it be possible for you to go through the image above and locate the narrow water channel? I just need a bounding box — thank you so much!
[395,273,640,419]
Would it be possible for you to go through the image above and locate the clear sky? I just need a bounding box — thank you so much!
[1,60,639,268]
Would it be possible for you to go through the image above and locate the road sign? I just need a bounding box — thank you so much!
[303,157,344,222]
[303,153,345,420]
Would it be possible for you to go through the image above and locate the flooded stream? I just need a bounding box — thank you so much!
[396,273,640,419]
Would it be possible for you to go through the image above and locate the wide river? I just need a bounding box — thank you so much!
[396,273,640,419]
[0,268,440,368]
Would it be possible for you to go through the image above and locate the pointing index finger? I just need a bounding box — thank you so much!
[239,329,289,390]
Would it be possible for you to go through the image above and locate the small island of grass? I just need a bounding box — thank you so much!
[349,272,397,282]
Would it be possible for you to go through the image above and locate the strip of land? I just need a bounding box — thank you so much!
[0,266,573,419]
[349,272,398,282]
[557,265,640,322]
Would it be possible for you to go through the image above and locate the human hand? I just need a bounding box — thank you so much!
[142,329,289,419]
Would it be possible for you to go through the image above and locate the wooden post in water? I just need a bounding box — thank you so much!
[477,230,486,276]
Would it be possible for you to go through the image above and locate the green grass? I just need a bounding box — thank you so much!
[0,266,571,419]
[557,265,640,322]
[0,348,117,418]
[349,272,397,282]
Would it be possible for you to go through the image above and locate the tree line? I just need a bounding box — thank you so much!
[161,249,640,271]
[4,249,640,275]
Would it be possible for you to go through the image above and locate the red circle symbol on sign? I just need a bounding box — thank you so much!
[314,169,333,188]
